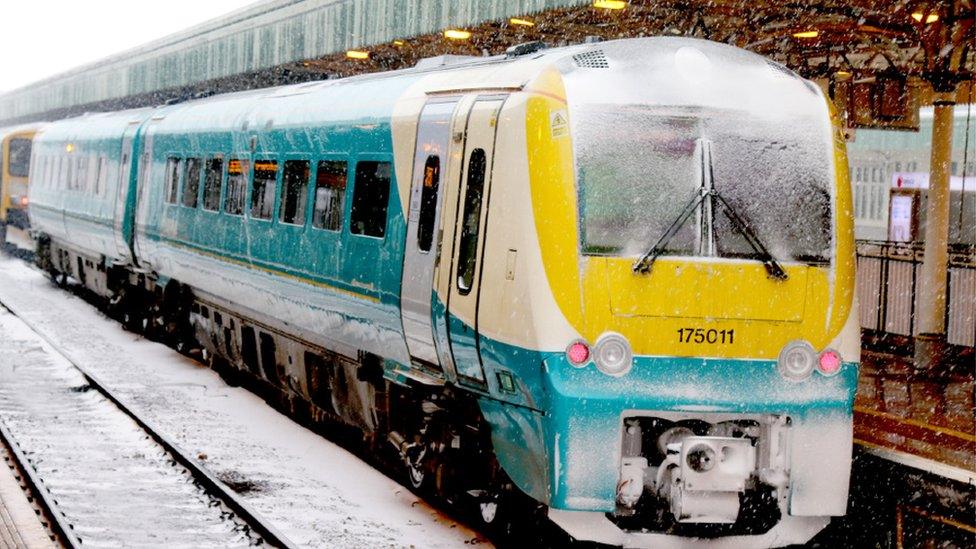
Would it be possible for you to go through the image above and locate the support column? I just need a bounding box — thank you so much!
[914,91,956,370]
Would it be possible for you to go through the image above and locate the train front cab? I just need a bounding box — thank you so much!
[471,39,860,547]
[1,128,36,239]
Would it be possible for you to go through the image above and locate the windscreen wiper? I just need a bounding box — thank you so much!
[633,139,788,281]
[632,190,707,274]
[712,192,788,280]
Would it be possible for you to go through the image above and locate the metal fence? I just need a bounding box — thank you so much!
[857,240,976,348]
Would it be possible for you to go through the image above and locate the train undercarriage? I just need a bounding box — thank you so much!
[33,235,548,540]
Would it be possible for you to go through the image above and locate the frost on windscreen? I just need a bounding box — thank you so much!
[561,38,834,263]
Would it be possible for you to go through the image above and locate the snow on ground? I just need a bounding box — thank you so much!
[0,255,488,548]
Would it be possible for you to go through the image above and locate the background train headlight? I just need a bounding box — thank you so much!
[593,333,632,377]
[777,340,817,381]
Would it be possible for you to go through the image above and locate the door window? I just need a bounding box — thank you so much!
[456,149,486,294]
[417,155,440,252]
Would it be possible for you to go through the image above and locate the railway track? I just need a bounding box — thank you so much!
[0,297,297,549]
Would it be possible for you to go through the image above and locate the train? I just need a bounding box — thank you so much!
[26,37,859,547]
[0,123,40,244]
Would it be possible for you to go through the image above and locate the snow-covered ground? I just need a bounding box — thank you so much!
[0,254,488,548]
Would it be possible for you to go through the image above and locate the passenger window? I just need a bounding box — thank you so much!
[250,160,277,220]
[350,161,391,238]
[225,159,248,215]
[67,157,76,190]
[164,157,180,203]
[456,149,486,295]
[312,160,346,231]
[280,160,310,225]
[182,158,201,207]
[93,157,103,196]
[417,155,440,252]
[203,157,223,211]
[77,157,88,192]
[99,157,109,197]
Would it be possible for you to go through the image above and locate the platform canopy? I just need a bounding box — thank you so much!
[0,0,972,126]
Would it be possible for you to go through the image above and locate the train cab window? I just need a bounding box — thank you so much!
[280,160,310,225]
[456,149,486,294]
[8,138,31,177]
[350,161,391,238]
[250,160,277,220]
[182,158,201,207]
[203,157,223,211]
[417,155,440,252]
[164,157,181,204]
[312,160,346,231]
[225,159,248,215]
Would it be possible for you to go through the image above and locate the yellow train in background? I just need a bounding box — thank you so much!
[0,124,41,244]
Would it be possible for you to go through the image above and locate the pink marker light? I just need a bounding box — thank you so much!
[817,349,842,376]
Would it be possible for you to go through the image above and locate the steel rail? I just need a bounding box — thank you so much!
[0,420,83,549]
[0,299,298,549]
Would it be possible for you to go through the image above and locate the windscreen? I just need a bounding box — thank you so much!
[8,138,32,177]
[563,38,836,264]
[575,106,833,262]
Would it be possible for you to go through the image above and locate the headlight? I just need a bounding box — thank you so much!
[777,340,816,381]
[593,332,633,377]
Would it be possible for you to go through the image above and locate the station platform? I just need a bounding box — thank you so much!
[854,350,975,481]
[0,452,57,549]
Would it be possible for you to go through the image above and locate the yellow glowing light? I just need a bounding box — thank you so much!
[793,30,819,38]
[444,29,472,40]
[65,143,74,153]
[345,50,369,60]
[593,0,627,9]
[509,17,535,27]
[836,70,852,78]
[393,40,405,46]
[925,13,939,23]
[911,12,924,21]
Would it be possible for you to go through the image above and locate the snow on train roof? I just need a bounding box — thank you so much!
[36,37,824,140]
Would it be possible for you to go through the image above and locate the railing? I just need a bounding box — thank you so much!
[856,240,976,348]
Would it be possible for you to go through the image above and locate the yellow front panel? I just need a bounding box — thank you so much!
[606,259,808,322]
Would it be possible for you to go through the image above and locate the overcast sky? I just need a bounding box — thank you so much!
[0,1,258,92]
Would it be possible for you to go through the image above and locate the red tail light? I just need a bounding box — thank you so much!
[567,341,590,367]
[817,349,841,376]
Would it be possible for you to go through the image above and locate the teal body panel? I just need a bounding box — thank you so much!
[133,76,425,364]
[468,328,858,511]
[29,110,154,264]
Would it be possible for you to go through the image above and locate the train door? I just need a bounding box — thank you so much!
[442,96,505,386]
[113,121,139,262]
[400,98,459,372]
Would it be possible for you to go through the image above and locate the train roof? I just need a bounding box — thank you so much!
[35,37,820,143]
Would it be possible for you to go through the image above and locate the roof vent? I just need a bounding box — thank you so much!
[506,41,547,58]
[573,50,609,69]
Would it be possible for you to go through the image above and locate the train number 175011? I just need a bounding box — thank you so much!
[677,328,734,344]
